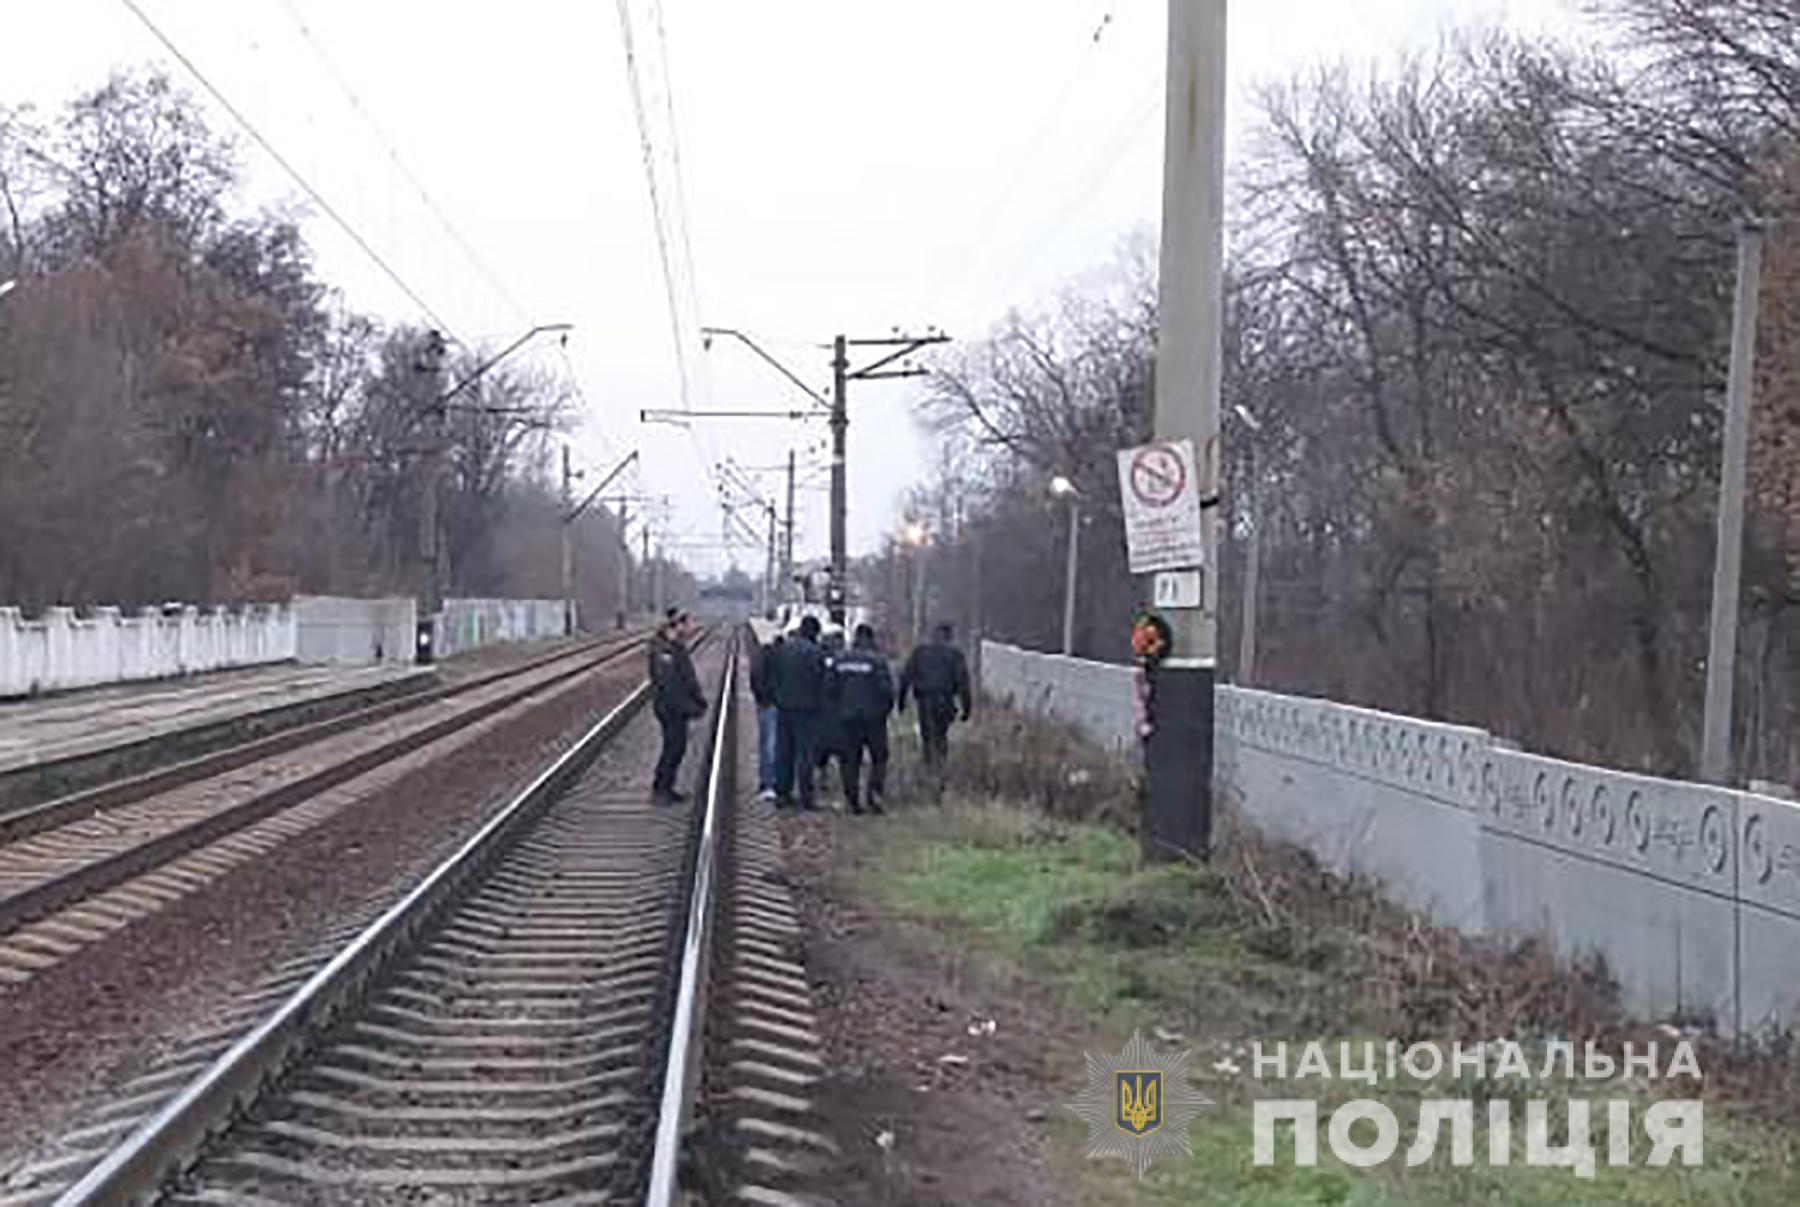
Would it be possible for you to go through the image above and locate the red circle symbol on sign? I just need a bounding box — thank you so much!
[1129,446,1186,508]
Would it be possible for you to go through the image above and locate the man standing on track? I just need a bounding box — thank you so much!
[830,623,894,814]
[772,614,828,811]
[649,609,706,806]
[749,624,783,803]
[899,621,972,792]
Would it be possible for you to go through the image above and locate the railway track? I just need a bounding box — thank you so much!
[0,634,653,984]
[14,625,837,1206]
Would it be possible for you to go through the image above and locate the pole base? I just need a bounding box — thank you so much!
[1142,662,1213,860]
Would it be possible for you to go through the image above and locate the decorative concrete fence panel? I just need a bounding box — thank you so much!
[0,604,297,698]
[977,641,1135,752]
[293,596,417,665]
[434,598,565,660]
[982,640,1800,1035]
[1220,686,1490,933]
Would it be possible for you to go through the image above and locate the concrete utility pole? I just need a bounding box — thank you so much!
[561,445,579,636]
[415,329,449,664]
[696,325,946,623]
[563,450,640,634]
[424,321,572,658]
[616,499,631,629]
[1701,221,1766,785]
[829,331,950,624]
[1145,0,1227,858]
[831,335,850,623]
[783,449,797,607]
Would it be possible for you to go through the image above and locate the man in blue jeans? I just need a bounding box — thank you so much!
[749,627,783,802]
[771,615,829,810]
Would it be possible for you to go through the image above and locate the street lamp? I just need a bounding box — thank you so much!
[1050,476,1081,656]
[0,279,16,300]
[1231,406,1264,685]
[904,522,929,641]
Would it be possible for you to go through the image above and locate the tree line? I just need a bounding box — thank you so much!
[0,71,677,621]
[877,0,1800,781]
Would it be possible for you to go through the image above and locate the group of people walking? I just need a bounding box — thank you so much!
[646,607,975,812]
[750,614,972,813]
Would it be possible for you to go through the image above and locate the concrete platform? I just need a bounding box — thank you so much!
[0,662,432,776]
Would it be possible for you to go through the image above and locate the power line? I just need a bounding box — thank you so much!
[118,0,464,343]
[275,0,531,327]
[615,0,693,412]
[941,0,1126,312]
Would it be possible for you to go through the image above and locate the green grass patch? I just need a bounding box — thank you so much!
[857,799,1800,1205]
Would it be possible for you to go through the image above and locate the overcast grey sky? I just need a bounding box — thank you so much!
[13,0,1576,578]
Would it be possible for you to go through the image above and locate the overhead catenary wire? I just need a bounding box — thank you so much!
[118,0,465,344]
[940,0,1125,315]
[275,0,532,329]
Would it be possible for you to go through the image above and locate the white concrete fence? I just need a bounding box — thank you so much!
[980,639,1800,1037]
[294,596,416,666]
[0,596,565,697]
[433,598,565,660]
[0,604,297,697]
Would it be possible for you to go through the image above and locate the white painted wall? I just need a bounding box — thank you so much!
[982,640,1800,1037]
[0,605,297,698]
[433,598,565,660]
[293,596,416,665]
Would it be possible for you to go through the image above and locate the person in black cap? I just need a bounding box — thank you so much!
[829,623,894,814]
[771,614,828,810]
[648,609,705,804]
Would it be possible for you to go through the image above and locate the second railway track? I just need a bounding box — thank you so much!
[0,633,653,980]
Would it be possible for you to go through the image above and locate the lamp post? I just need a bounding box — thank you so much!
[1233,404,1264,685]
[905,521,929,641]
[1050,476,1081,656]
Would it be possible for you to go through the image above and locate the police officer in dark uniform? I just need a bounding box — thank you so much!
[828,623,894,814]
[899,621,972,787]
[772,614,829,810]
[648,609,706,805]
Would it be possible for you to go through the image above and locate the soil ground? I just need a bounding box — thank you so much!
[783,809,1111,1207]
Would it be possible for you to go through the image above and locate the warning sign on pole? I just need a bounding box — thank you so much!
[1117,438,1205,574]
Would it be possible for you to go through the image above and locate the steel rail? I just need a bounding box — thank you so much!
[0,629,652,844]
[54,681,661,1205]
[0,635,656,937]
[645,625,738,1204]
[53,626,724,1205]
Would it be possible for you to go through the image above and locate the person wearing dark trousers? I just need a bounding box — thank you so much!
[899,621,972,790]
[772,614,829,810]
[830,623,894,814]
[649,609,706,805]
[749,629,783,803]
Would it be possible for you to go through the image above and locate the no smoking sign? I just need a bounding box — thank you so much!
[1129,445,1187,509]
[1116,438,1205,575]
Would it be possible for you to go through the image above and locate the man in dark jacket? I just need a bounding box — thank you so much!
[829,623,895,814]
[749,628,782,802]
[772,614,829,810]
[899,621,972,786]
[649,609,706,805]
